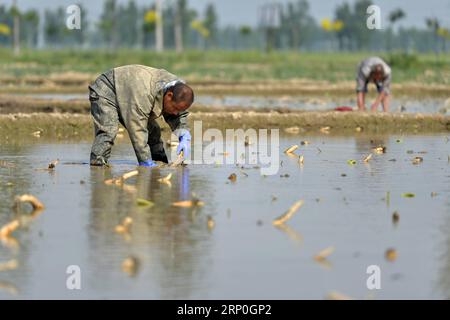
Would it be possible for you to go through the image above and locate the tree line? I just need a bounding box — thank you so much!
[0,0,448,54]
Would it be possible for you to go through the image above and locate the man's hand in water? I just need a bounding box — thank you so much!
[177,130,191,159]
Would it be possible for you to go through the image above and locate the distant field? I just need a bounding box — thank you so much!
[0,49,449,84]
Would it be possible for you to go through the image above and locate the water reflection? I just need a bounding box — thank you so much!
[87,165,213,299]
[1,135,450,299]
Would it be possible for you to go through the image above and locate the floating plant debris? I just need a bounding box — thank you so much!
[32,130,41,138]
[363,154,372,163]
[401,193,415,198]
[272,200,304,226]
[14,194,45,211]
[105,170,139,185]
[347,159,357,165]
[0,259,18,272]
[392,211,400,224]
[284,145,299,154]
[136,198,154,207]
[207,216,215,231]
[228,173,237,182]
[320,126,331,133]
[48,160,59,169]
[157,173,173,185]
[121,256,140,277]
[314,246,335,261]
[385,248,397,262]
[300,141,310,146]
[284,126,300,134]
[115,217,133,234]
[373,146,386,154]
[412,157,423,165]
[172,197,205,208]
[0,220,20,238]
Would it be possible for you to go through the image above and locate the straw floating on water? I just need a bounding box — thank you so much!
[157,173,173,185]
[314,246,335,261]
[0,259,18,272]
[272,200,304,226]
[363,154,372,163]
[105,170,139,185]
[136,198,154,207]
[284,145,299,154]
[172,198,205,208]
[48,160,59,169]
[14,194,45,210]
[115,217,133,234]
[0,220,20,238]
[122,256,140,277]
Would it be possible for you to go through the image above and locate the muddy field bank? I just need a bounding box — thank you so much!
[0,111,448,143]
[0,75,449,97]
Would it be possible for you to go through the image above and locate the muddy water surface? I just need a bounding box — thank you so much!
[0,134,449,299]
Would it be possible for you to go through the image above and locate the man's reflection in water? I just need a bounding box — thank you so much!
[87,166,212,299]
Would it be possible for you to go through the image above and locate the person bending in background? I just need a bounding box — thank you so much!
[356,56,391,112]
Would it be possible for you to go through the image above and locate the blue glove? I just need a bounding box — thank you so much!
[177,130,191,159]
[139,160,158,167]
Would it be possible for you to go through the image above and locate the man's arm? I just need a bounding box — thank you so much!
[126,108,152,163]
[357,92,366,111]
[372,74,391,112]
[370,91,386,112]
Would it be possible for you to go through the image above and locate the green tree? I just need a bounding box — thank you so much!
[203,3,218,48]
[333,0,373,50]
[281,0,316,50]
[117,0,138,48]
[98,0,117,49]
[44,7,65,46]
[335,2,352,50]
[21,9,39,48]
[353,0,373,50]
[386,8,405,51]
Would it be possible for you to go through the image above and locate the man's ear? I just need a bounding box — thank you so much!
[166,91,173,100]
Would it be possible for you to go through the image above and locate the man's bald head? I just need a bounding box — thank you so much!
[371,64,385,82]
[170,83,194,105]
[163,83,194,115]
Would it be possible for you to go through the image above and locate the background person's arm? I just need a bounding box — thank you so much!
[357,92,366,111]
[371,91,386,111]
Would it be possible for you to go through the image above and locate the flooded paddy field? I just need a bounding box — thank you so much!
[1,133,449,299]
[5,93,450,115]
